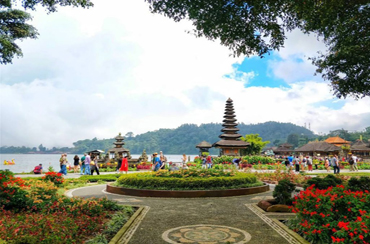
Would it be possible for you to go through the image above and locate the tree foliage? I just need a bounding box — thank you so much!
[0,0,93,64]
[146,0,370,98]
[240,133,269,155]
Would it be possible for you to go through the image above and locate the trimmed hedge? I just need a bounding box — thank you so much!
[80,174,121,182]
[116,172,259,190]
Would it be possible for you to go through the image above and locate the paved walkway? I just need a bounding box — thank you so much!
[70,185,289,244]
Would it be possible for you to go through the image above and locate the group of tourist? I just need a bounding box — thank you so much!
[52,153,101,176]
[282,153,360,174]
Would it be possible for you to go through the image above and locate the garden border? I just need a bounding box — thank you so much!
[109,206,150,244]
[246,204,308,244]
[106,183,269,198]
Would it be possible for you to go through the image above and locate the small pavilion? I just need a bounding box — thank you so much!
[295,141,341,157]
[108,133,131,159]
[324,136,350,147]
[273,143,294,156]
[196,141,212,156]
[351,139,370,159]
[213,98,249,156]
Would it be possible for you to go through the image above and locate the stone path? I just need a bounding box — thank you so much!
[70,185,292,244]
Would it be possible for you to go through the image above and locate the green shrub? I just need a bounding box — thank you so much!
[273,179,295,205]
[117,172,259,190]
[347,176,370,191]
[304,174,342,190]
[80,174,121,182]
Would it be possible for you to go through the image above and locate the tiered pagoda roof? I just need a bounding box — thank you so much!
[109,133,130,153]
[213,98,249,148]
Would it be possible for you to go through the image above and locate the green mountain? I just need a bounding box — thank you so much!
[0,121,317,154]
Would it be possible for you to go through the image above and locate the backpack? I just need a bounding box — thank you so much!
[33,166,41,173]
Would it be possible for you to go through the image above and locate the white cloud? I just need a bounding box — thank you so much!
[0,1,369,148]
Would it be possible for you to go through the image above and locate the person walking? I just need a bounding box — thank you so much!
[294,156,300,173]
[206,155,213,169]
[80,153,86,175]
[284,157,291,171]
[90,156,100,175]
[160,151,167,169]
[349,154,355,171]
[117,154,123,172]
[324,157,330,172]
[59,153,68,175]
[182,154,187,167]
[119,156,128,174]
[332,155,340,174]
[201,156,207,169]
[352,154,359,171]
[73,155,80,173]
[153,152,161,171]
[307,156,313,171]
[84,153,91,175]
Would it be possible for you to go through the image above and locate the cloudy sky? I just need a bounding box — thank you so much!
[1,0,369,148]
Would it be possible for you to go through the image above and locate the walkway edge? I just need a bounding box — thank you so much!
[246,204,309,244]
[109,206,150,244]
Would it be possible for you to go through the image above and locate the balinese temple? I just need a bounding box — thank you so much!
[213,98,249,156]
[196,141,212,156]
[351,139,370,159]
[273,143,294,156]
[324,136,350,147]
[295,141,341,157]
[108,133,131,159]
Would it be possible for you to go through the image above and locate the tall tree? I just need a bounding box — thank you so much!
[146,0,370,98]
[0,0,93,64]
[240,134,270,155]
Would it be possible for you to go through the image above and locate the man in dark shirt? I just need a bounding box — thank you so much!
[117,155,123,172]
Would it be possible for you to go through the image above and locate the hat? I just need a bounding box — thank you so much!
[153,152,158,155]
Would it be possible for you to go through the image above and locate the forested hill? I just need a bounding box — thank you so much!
[0,121,316,154]
[107,121,314,154]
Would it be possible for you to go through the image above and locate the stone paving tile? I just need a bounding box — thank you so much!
[71,186,290,244]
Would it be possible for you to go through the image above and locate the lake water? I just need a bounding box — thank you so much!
[0,154,199,173]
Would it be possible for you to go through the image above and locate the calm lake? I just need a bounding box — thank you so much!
[0,154,199,173]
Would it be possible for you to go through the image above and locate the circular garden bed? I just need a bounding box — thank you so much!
[106,169,269,198]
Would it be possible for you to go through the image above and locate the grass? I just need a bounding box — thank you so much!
[304,172,370,177]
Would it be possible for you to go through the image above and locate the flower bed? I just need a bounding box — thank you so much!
[290,185,370,243]
[116,169,261,190]
[0,170,135,243]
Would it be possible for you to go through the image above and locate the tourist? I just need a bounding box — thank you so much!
[119,156,128,174]
[332,155,340,174]
[294,156,300,173]
[287,155,294,167]
[182,154,187,165]
[73,155,80,173]
[160,151,167,169]
[324,157,330,172]
[206,155,213,169]
[352,154,359,171]
[307,156,313,171]
[201,156,207,169]
[90,156,100,175]
[284,157,290,171]
[59,153,68,175]
[117,155,123,172]
[80,153,86,175]
[153,152,161,171]
[59,154,64,170]
[169,163,179,171]
[33,164,43,174]
[84,153,91,175]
